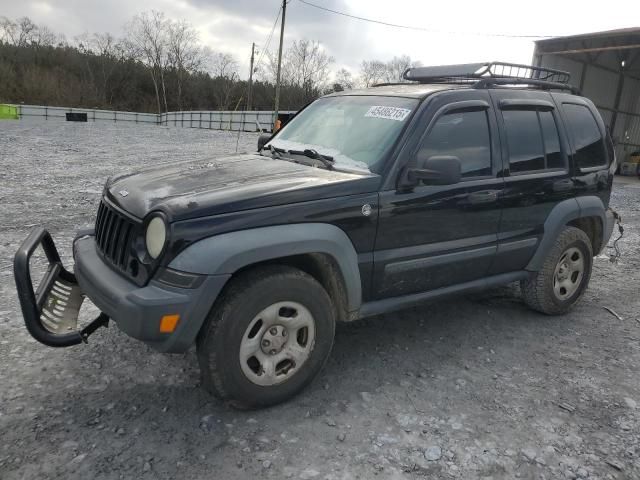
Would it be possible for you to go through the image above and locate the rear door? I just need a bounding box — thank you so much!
[488,89,574,274]
[372,89,505,299]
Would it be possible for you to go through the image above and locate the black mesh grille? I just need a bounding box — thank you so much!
[95,201,137,271]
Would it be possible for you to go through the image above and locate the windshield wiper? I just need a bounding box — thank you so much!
[262,144,287,157]
[289,149,334,170]
[264,145,334,170]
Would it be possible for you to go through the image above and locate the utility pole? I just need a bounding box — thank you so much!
[273,0,286,130]
[247,42,255,111]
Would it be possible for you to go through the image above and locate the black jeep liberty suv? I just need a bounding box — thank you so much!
[15,62,617,408]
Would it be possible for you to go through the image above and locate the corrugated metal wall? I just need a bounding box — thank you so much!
[582,66,618,108]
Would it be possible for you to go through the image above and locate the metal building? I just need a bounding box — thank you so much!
[533,28,640,173]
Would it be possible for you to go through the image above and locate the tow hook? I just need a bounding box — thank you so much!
[80,313,110,343]
[609,210,624,263]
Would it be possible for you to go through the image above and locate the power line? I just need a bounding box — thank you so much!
[297,0,556,39]
[254,6,282,72]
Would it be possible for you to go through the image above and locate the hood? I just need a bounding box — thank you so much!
[105,154,380,221]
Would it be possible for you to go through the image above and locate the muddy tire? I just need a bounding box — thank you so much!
[196,265,335,409]
[521,226,593,315]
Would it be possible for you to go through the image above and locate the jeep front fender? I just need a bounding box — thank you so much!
[168,223,362,312]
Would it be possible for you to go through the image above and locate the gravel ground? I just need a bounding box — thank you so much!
[1,120,639,480]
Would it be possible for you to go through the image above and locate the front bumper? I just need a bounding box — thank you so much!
[13,227,109,347]
[14,227,229,353]
[73,235,229,353]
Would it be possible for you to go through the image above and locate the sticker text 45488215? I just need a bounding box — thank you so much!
[364,106,412,122]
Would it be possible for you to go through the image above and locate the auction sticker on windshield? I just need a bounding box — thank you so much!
[365,106,411,122]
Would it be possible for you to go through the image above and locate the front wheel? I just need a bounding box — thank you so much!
[196,265,335,409]
[521,226,593,315]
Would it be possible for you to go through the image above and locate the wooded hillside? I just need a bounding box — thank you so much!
[0,13,421,113]
[0,14,332,113]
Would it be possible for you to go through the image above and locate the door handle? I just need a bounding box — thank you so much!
[468,190,499,204]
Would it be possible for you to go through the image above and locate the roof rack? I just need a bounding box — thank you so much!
[403,62,570,84]
[402,61,578,93]
[474,77,580,94]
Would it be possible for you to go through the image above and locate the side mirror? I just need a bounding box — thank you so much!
[408,154,461,185]
[257,133,272,152]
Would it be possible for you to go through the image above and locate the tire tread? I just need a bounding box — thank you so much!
[196,265,334,409]
[521,226,593,315]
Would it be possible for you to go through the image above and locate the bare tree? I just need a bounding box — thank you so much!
[290,40,333,100]
[31,24,57,47]
[385,55,421,83]
[76,32,129,106]
[125,11,170,114]
[17,17,38,46]
[359,56,422,86]
[334,68,355,90]
[210,52,238,79]
[167,20,205,110]
[359,60,387,87]
[0,16,41,46]
[0,17,16,44]
[264,39,333,102]
[209,52,239,110]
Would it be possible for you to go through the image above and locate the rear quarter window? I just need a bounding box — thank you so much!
[562,103,607,169]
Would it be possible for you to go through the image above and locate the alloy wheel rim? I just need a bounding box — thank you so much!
[239,301,316,386]
[553,247,584,300]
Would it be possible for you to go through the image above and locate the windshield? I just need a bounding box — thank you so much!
[267,95,418,173]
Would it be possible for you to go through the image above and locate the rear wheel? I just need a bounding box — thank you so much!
[521,226,593,315]
[197,265,335,409]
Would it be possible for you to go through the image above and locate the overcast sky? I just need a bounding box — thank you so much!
[1,0,638,79]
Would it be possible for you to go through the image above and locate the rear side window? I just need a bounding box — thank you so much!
[418,110,492,178]
[562,103,606,168]
[502,109,565,173]
[539,111,563,169]
[502,110,545,172]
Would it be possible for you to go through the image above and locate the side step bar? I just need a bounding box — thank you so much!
[13,227,108,347]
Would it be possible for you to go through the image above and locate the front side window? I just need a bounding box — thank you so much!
[417,109,492,178]
[269,96,419,173]
[562,103,606,168]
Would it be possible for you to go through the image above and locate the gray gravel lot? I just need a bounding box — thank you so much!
[1,120,639,480]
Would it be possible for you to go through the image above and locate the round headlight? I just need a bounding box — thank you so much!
[145,216,167,259]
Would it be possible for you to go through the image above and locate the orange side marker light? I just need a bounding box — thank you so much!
[160,314,180,333]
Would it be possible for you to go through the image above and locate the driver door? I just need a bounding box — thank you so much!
[372,90,504,299]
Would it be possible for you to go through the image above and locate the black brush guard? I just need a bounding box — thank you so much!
[14,227,109,347]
